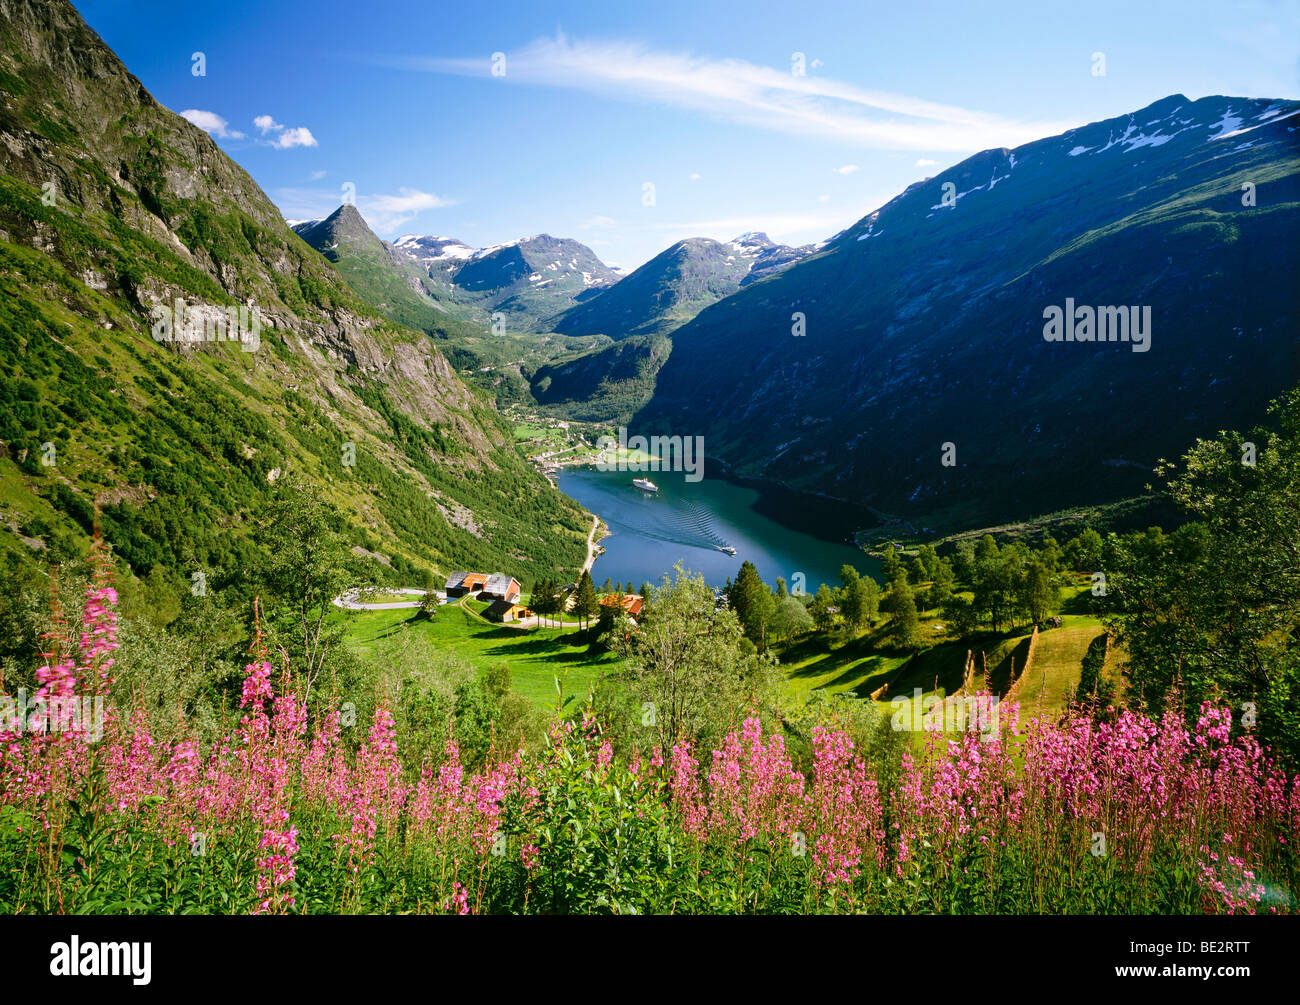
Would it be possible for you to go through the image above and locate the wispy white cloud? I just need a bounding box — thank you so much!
[915,158,938,167]
[181,109,245,140]
[580,215,617,229]
[275,185,455,233]
[689,172,701,180]
[380,33,1078,151]
[832,164,859,175]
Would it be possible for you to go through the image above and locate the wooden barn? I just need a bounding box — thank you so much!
[481,573,522,604]
[445,571,490,597]
[485,599,526,623]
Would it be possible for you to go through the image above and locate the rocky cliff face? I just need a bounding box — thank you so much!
[0,0,484,434]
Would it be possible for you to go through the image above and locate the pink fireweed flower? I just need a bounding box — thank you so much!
[809,726,885,886]
[444,882,470,915]
[256,824,300,914]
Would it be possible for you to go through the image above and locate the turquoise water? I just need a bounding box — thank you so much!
[556,466,880,591]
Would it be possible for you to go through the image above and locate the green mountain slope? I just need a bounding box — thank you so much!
[531,333,672,424]
[381,232,619,335]
[0,0,589,591]
[293,214,620,408]
[639,94,1300,531]
[291,204,485,342]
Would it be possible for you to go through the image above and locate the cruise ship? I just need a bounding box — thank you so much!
[632,477,658,493]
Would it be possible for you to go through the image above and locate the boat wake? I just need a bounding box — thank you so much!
[617,498,734,555]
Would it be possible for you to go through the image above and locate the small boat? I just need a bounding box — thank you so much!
[632,477,658,493]
[717,545,737,556]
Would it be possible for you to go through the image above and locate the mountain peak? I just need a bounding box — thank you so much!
[553,230,811,338]
[291,203,381,259]
[390,233,474,259]
[330,202,366,225]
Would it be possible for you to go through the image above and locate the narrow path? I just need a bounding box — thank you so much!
[333,587,445,611]
[458,593,490,623]
[582,512,601,574]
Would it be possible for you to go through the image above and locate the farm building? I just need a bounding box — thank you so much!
[444,571,490,597]
[599,594,644,619]
[481,574,522,604]
[485,599,526,623]
[445,571,521,603]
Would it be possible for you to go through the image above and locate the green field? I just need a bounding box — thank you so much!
[513,421,579,453]
[776,630,910,699]
[339,579,1110,719]
[340,603,619,707]
[771,608,1108,719]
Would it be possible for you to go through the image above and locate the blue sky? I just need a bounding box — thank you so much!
[75,0,1298,269]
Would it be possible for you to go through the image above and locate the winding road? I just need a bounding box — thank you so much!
[332,587,446,611]
[582,513,601,574]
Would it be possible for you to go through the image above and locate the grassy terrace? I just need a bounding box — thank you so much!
[336,582,1108,719]
[338,602,619,707]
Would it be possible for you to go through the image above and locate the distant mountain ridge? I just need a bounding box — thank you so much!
[553,231,813,339]
[384,230,621,333]
[291,210,623,408]
[295,213,812,343]
[635,93,1300,531]
[521,230,812,420]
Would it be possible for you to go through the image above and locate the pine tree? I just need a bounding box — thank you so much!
[574,570,600,630]
[731,560,774,649]
[531,577,555,627]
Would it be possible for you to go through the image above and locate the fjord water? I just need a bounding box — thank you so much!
[556,466,879,590]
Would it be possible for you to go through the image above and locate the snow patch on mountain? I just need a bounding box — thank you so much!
[1212,108,1300,141]
[1207,110,1245,140]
